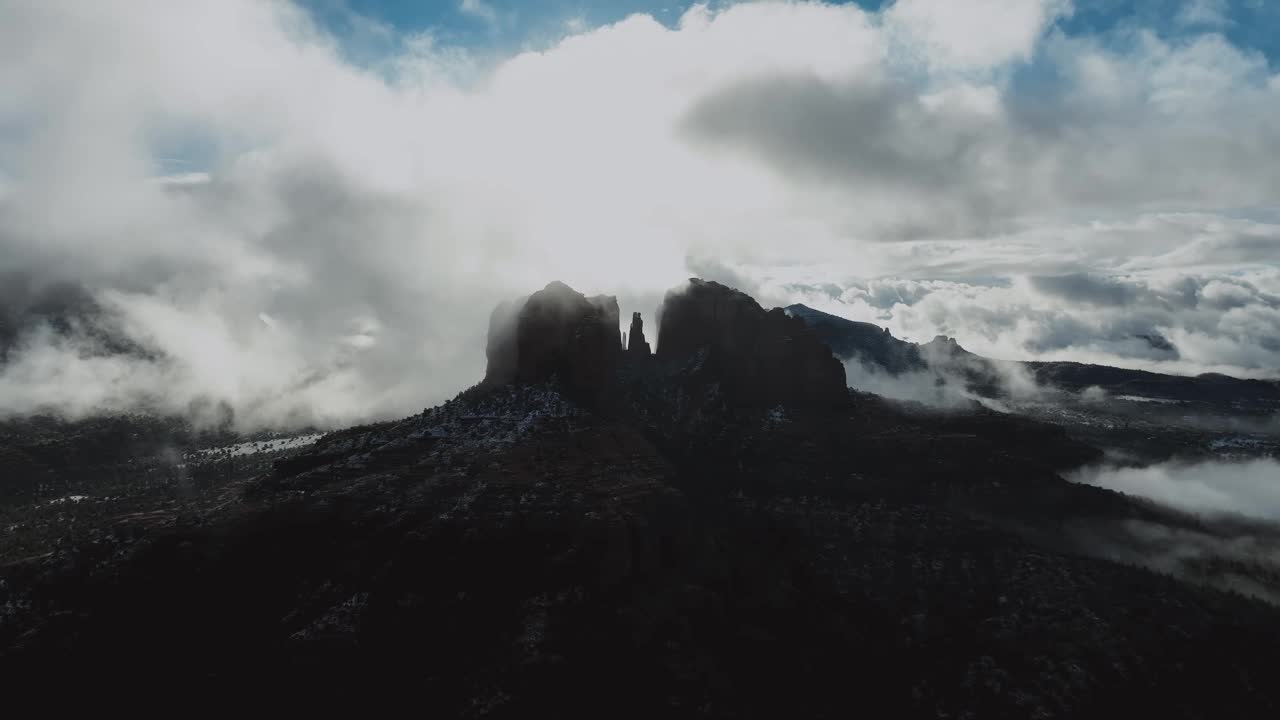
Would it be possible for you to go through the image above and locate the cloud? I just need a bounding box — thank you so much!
[1177,0,1231,27]
[682,28,1280,241]
[1078,517,1280,604]
[1028,273,1139,307]
[884,0,1072,72]
[0,0,1276,428]
[459,0,499,27]
[761,214,1280,378]
[843,358,975,408]
[1067,457,1280,602]
[1070,458,1280,521]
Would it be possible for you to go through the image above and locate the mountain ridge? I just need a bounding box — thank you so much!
[787,302,1280,414]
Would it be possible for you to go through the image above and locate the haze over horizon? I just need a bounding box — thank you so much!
[2,0,1278,427]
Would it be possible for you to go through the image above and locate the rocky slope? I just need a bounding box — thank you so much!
[3,279,1280,716]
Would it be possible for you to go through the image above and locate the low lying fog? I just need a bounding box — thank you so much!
[1070,458,1280,523]
[842,361,975,408]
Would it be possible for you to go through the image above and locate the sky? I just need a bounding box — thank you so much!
[1,0,1278,428]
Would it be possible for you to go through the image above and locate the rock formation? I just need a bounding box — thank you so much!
[656,279,846,408]
[626,312,651,356]
[484,281,621,399]
[484,279,846,409]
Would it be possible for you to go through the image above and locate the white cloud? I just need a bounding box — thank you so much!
[1177,0,1231,27]
[459,0,498,26]
[885,0,1072,72]
[0,0,1276,428]
[770,250,1280,380]
[1070,459,1280,522]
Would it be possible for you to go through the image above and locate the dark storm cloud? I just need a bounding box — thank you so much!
[680,71,1017,239]
[1029,273,1138,307]
[682,74,955,190]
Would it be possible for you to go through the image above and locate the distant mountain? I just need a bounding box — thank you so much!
[787,303,1280,416]
[783,303,924,374]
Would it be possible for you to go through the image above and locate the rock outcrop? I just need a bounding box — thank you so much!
[626,312,651,356]
[656,279,846,408]
[484,281,621,399]
[921,335,971,359]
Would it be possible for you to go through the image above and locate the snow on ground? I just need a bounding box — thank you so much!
[763,405,789,429]
[1209,436,1269,451]
[43,495,88,507]
[304,383,588,477]
[192,434,325,460]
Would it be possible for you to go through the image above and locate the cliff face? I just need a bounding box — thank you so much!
[626,312,651,356]
[486,279,846,410]
[484,281,621,399]
[656,279,846,408]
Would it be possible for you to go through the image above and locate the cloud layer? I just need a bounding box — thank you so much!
[0,0,1276,427]
[1068,457,1280,602]
[1071,458,1280,521]
[781,255,1280,378]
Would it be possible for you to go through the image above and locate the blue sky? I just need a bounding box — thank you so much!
[299,0,1280,67]
[298,0,700,52]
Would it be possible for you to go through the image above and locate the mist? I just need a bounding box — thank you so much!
[843,359,979,409]
[1059,458,1280,603]
[841,336,1046,411]
[1074,516,1280,605]
[1070,458,1280,523]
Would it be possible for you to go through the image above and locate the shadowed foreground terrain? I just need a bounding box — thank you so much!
[3,279,1280,717]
